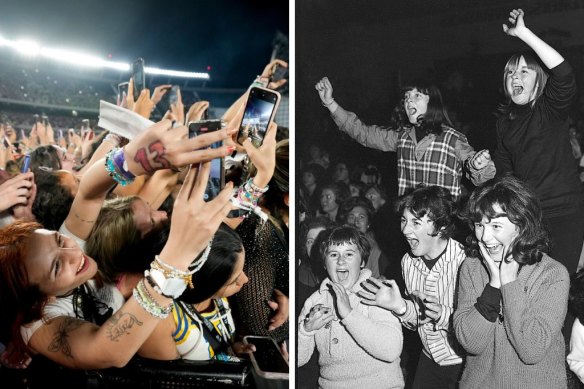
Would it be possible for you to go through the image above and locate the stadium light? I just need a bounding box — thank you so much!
[0,34,210,79]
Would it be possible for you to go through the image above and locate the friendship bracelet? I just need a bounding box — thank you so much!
[321,98,336,108]
[133,280,172,319]
[105,147,135,186]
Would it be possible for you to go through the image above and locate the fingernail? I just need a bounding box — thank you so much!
[226,146,236,153]
[268,326,275,331]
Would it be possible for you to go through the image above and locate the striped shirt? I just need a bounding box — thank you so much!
[398,238,465,366]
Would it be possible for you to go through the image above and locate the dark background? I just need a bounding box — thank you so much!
[296,0,584,190]
[0,0,289,88]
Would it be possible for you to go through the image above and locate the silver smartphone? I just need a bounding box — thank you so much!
[243,335,288,380]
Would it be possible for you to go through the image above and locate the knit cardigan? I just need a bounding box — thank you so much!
[297,269,404,389]
[453,254,569,388]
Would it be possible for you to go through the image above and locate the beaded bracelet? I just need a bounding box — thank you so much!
[133,279,172,319]
[251,75,269,89]
[105,147,135,186]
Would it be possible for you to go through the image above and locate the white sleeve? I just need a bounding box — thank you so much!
[568,318,584,383]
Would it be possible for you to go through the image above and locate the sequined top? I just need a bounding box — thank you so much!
[232,214,289,343]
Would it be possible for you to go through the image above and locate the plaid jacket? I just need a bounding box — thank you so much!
[397,127,463,199]
[331,106,495,200]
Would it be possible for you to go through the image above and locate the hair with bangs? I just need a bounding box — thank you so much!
[463,175,549,265]
[498,52,549,117]
[318,225,371,268]
[392,79,454,135]
[397,185,456,239]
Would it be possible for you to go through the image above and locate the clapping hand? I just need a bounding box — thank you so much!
[303,303,334,332]
[359,278,406,313]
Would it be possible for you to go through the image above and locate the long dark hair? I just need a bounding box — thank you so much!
[179,225,244,304]
[463,175,549,265]
[392,79,454,136]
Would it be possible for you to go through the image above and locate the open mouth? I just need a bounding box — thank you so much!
[336,269,349,282]
[406,237,419,251]
[512,85,523,96]
[484,243,503,257]
[407,107,417,116]
[76,255,89,274]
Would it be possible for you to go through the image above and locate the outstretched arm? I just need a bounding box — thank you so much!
[503,9,563,69]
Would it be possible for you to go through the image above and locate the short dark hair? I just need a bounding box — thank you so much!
[338,196,375,225]
[318,225,371,268]
[397,185,455,239]
[463,175,549,265]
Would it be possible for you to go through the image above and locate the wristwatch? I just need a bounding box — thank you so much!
[148,268,188,298]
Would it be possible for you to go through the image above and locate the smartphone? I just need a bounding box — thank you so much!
[158,85,179,114]
[42,115,49,126]
[243,335,289,380]
[236,87,280,148]
[188,119,224,201]
[131,58,145,98]
[81,119,90,131]
[270,63,288,85]
[33,114,40,123]
[21,154,31,173]
[117,82,129,106]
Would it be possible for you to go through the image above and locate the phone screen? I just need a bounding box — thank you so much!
[132,58,145,98]
[21,154,31,173]
[237,87,280,148]
[117,82,129,106]
[246,336,288,374]
[188,120,224,201]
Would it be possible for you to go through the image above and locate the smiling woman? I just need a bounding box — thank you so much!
[454,175,569,388]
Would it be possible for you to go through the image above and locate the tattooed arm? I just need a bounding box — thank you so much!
[28,295,166,369]
[28,164,233,369]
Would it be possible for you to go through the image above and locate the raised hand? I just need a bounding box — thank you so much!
[123,119,237,176]
[241,122,278,188]
[359,278,406,313]
[267,288,289,331]
[303,303,334,332]
[151,84,172,106]
[260,59,288,90]
[328,282,352,319]
[158,162,234,270]
[0,172,35,213]
[315,77,334,105]
[503,8,526,37]
[469,149,492,170]
[185,101,210,124]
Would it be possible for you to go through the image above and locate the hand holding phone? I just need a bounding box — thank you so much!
[236,87,281,148]
[117,82,129,106]
[188,119,225,201]
[131,58,146,99]
[21,154,31,173]
[243,335,288,380]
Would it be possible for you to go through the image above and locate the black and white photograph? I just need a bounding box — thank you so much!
[296,1,584,388]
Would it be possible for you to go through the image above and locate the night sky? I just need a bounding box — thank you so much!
[0,0,289,88]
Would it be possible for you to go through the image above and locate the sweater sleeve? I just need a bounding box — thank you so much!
[475,284,502,322]
[502,264,569,365]
[342,305,403,362]
[568,318,584,383]
[542,60,577,120]
[453,258,497,355]
[332,106,399,152]
[297,293,318,367]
